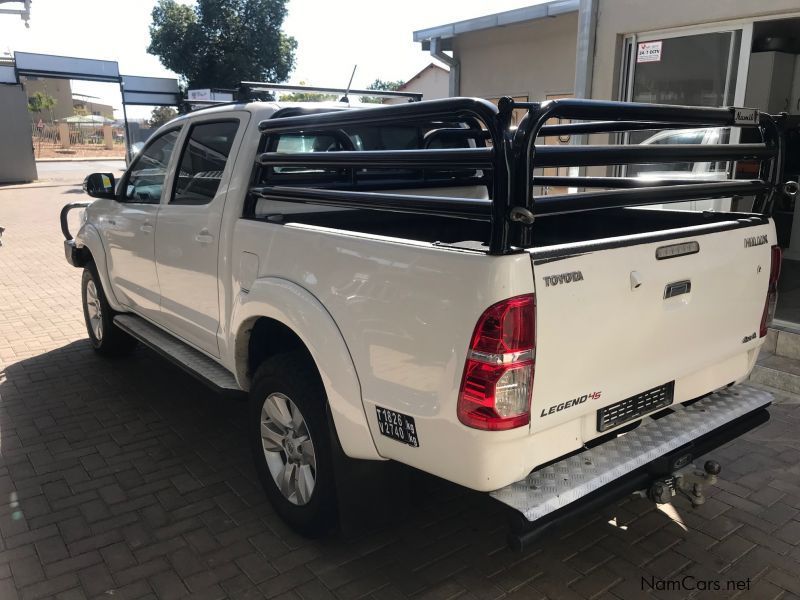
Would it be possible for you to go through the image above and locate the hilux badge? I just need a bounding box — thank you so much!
[744,235,768,248]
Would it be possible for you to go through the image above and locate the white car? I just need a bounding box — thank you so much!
[62,92,782,548]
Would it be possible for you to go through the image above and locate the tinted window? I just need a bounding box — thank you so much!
[172,121,238,205]
[125,129,180,203]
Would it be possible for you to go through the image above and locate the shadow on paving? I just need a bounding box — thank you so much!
[0,338,798,598]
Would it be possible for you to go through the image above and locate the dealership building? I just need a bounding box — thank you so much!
[415,0,800,325]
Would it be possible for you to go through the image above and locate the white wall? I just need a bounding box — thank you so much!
[453,11,579,101]
[384,66,449,104]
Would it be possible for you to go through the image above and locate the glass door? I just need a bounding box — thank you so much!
[620,26,751,211]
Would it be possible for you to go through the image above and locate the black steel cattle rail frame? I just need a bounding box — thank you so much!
[250,95,785,255]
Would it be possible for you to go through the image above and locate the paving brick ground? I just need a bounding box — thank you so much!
[1,169,800,599]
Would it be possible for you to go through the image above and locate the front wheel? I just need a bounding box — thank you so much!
[81,266,137,357]
[249,352,337,536]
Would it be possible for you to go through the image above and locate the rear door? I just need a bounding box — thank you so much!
[529,221,773,440]
[154,115,247,356]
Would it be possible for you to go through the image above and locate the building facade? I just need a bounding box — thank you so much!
[383,63,450,105]
[414,0,800,324]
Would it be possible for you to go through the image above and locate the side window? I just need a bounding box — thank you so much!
[171,121,239,205]
[125,129,180,203]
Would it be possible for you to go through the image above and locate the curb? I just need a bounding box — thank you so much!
[36,157,126,163]
[0,182,81,191]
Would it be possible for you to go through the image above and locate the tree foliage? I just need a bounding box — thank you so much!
[27,91,56,114]
[148,106,178,128]
[148,0,297,89]
[360,78,405,103]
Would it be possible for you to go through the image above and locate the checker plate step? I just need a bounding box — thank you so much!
[114,314,240,393]
[490,384,772,522]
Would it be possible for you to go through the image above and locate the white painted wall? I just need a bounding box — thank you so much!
[453,11,579,101]
[384,64,450,104]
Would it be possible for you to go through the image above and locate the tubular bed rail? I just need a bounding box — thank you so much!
[249,96,786,254]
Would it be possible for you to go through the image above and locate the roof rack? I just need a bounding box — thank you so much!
[179,81,423,114]
[239,81,422,102]
[247,96,785,255]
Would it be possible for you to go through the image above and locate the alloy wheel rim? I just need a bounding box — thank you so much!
[85,280,103,341]
[260,392,317,505]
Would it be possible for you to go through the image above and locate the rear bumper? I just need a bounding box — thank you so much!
[491,384,771,530]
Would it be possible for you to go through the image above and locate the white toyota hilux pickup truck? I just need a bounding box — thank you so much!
[62,87,788,548]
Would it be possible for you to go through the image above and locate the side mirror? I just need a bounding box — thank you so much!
[83,173,116,200]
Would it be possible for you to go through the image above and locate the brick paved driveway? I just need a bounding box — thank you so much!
[1,170,800,599]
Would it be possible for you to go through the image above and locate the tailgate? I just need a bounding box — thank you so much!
[529,220,774,440]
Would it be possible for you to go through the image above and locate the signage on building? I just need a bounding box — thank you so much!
[188,89,212,101]
[188,89,234,102]
[637,41,663,63]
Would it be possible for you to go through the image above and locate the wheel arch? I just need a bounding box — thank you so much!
[231,278,381,460]
[76,224,124,311]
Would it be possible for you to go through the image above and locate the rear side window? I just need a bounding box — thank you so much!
[172,121,238,205]
[257,121,483,187]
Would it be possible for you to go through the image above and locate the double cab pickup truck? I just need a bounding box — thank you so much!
[62,87,788,548]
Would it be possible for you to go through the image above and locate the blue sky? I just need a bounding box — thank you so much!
[1,0,546,118]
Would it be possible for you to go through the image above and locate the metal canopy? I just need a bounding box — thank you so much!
[12,52,181,106]
[14,51,120,82]
[413,0,579,49]
[121,75,181,106]
[11,51,182,162]
[0,0,31,24]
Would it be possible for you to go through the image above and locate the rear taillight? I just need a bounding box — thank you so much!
[457,295,535,431]
[760,245,782,337]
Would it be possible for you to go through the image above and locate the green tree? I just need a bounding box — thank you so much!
[27,91,57,115]
[360,78,405,103]
[148,106,178,128]
[148,0,297,90]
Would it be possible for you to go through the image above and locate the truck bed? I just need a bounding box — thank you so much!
[267,204,764,250]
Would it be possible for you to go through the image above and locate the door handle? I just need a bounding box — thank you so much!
[140,222,154,234]
[664,280,691,299]
[195,229,214,244]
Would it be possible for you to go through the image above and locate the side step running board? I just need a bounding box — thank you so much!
[114,314,241,395]
[491,384,772,550]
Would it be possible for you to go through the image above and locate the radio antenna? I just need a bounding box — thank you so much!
[341,64,357,103]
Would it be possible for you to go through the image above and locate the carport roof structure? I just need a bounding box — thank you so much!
[412,0,579,50]
[0,0,31,25]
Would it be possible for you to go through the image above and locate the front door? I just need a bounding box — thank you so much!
[104,128,181,318]
[154,117,244,356]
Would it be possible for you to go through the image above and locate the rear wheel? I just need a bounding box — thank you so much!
[81,266,137,357]
[249,352,337,535]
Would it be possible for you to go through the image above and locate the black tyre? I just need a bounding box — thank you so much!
[81,265,137,357]
[249,352,337,536]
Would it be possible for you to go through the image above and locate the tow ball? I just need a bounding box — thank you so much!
[647,460,722,507]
